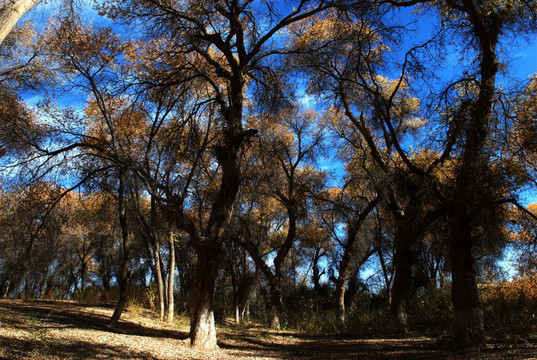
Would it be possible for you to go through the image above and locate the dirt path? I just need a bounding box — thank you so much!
[0,299,534,359]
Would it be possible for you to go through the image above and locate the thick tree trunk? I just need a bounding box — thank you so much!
[189,245,220,350]
[166,232,175,323]
[449,208,484,348]
[390,223,413,334]
[269,282,283,330]
[0,0,41,46]
[446,3,499,348]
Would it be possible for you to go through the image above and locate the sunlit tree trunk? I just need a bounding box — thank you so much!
[189,244,220,350]
[334,276,347,329]
[0,0,41,46]
[2,278,10,298]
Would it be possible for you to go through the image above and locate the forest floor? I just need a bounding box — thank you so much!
[0,299,535,360]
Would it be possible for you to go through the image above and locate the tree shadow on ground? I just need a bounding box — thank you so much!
[218,331,536,360]
[0,334,164,360]
[1,300,188,340]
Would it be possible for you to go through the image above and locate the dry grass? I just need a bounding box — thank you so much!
[0,299,535,360]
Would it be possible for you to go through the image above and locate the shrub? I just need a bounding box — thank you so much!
[482,274,537,347]
[282,285,338,334]
[346,293,391,335]
[407,286,453,336]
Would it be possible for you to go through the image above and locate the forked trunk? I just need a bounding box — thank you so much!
[449,209,484,349]
[189,245,220,350]
[333,224,360,330]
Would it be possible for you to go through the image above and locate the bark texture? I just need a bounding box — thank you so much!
[189,245,220,350]
[0,0,41,46]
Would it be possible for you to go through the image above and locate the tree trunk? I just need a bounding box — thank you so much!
[149,195,166,320]
[2,278,10,298]
[390,223,413,334]
[449,208,484,348]
[189,245,220,350]
[269,281,282,330]
[229,261,240,324]
[0,0,41,46]
[38,268,48,299]
[378,246,392,305]
[446,2,499,348]
[110,250,130,326]
[335,277,347,329]
[166,232,175,323]
[334,224,359,329]
[154,243,165,320]
[239,273,255,322]
[110,172,131,327]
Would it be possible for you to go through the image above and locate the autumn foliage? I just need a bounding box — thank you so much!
[482,274,537,346]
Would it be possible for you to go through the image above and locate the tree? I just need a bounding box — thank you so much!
[239,107,326,329]
[420,0,537,348]
[289,11,442,332]
[318,184,379,329]
[95,0,335,349]
[0,182,70,298]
